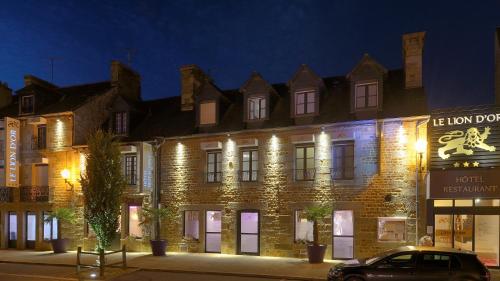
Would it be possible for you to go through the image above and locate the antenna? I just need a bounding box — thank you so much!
[48,57,62,83]
[124,48,137,66]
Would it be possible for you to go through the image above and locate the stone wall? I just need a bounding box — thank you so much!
[160,117,428,259]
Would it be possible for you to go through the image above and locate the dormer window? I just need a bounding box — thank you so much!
[200,101,216,125]
[295,91,315,115]
[248,97,266,120]
[114,112,128,135]
[21,95,34,114]
[355,82,378,109]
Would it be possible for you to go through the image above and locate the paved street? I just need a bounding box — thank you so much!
[111,270,301,281]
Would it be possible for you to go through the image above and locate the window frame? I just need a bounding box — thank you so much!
[127,205,142,239]
[37,125,47,149]
[331,141,355,180]
[21,95,35,114]
[240,148,259,182]
[295,145,315,181]
[114,112,128,135]
[355,82,378,110]
[124,154,137,185]
[247,96,266,121]
[43,211,59,241]
[206,150,222,183]
[183,210,200,240]
[294,209,313,243]
[377,217,407,242]
[294,90,316,116]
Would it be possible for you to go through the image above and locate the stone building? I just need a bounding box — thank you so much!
[132,31,430,259]
[0,61,155,251]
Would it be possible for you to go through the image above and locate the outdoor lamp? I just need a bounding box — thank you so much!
[61,168,74,191]
[415,139,427,155]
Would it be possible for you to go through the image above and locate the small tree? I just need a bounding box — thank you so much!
[139,206,172,240]
[80,130,125,250]
[305,205,332,246]
[44,207,77,239]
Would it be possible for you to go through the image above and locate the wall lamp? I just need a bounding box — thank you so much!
[61,168,74,191]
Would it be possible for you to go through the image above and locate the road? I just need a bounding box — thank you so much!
[112,270,300,281]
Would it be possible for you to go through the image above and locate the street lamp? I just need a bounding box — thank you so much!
[61,168,74,191]
[414,138,427,245]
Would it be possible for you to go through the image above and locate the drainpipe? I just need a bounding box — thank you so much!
[152,137,165,240]
[415,119,429,245]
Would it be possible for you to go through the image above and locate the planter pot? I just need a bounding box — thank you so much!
[150,239,167,256]
[50,239,68,253]
[307,244,327,263]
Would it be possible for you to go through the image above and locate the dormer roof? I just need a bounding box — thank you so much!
[287,64,324,89]
[347,54,388,79]
[239,72,277,95]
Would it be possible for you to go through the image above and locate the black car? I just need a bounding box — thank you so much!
[327,246,491,281]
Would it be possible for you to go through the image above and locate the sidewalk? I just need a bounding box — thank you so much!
[0,250,336,280]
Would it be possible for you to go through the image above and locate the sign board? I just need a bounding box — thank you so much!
[429,105,500,170]
[429,168,500,199]
[5,117,19,187]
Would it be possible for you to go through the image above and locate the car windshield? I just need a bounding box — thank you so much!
[364,249,399,265]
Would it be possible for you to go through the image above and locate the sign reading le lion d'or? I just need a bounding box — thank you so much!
[430,169,500,199]
[5,117,19,187]
[430,106,500,170]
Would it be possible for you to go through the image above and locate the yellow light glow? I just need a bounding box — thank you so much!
[415,139,427,154]
[79,152,87,176]
[398,126,408,144]
[61,168,70,180]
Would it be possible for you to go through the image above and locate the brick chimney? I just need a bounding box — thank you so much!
[0,81,12,108]
[402,31,426,89]
[180,65,206,111]
[495,28,500,104]
[111,60,141,101]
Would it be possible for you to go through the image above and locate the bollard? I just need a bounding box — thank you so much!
[99,248,105,277]
[76,247,81,273]
[122,245,127,268]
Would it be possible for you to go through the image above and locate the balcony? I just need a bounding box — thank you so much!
[238,170,259,182]
[330,168,354,181]
[20,186,51,202]
[205,172,222,183]
[31,136,47,150]
[294,168,316,181]
[0,187,13,202]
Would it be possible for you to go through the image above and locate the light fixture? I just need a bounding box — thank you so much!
[415,139,427,154]
[61,169,74,191]
[475,198,481,204]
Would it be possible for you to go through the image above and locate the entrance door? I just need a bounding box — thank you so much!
[205,210,221,253]
[475,215,499,267]
[333,210,354,259]
[26,212,36,249]
[453,214,473,251]
[434,214,452,248]
[8,212,17,248]
[238,210,259,255]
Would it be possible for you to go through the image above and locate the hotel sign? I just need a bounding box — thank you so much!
[429,106,500,170]
[5,117,19,187]
[430,169,500,199]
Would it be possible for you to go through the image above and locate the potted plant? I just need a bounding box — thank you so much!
[139,206,172,256]
[304,205,332,263]
[44,207,76,253]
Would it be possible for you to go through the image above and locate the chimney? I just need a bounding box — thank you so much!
[111,60,141,101]
[495,28,500,104]
[180,65,206,111]
[402,31,426,89]
[0,82,12,108]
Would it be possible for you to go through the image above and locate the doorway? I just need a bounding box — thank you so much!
[333,210,354,259]
[8,212,17,248]
[205,210,221,253]
[26,211,36,249]
[237,210,259,255]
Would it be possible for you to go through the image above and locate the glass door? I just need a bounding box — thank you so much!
[434,214,452,248]
[453,214,473,251]
[475,215,499,267]
[26,212,36,249]
[333,210,354,259]
[205,210,221,253]
[8,212,17,248]
[238,210,259,255]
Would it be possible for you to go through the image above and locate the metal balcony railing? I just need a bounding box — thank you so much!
[294,168,316,181]
[205,172,223,183]
[31,136,47,150]
[238,170,259,182]
[330,168,354,181]
[0,187,13,202]
[20,186,51,202]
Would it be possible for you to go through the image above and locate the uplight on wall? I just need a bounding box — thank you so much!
[61,168,74,191]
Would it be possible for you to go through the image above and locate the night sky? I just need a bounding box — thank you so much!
[0,0,499,109]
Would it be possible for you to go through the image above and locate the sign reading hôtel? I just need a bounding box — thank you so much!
[429,105,500,198]
[5,117,19,187]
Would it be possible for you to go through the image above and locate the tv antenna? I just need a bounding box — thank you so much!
[124,48,137,66]
[48,57,62,83]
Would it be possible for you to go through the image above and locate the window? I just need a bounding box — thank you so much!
[207,151,222,183]
[379,253,417,268]
[125,154,137,185]
[241,149,258,182]
[200,101,216,125]
[184,211,199,240]
[333,210,354,259]
[332,141,354,180]
[355,82,378,109]
[114,112,128,135]
[21,95,34,114]
[294,210,313,242]
[248,97,266,120]
[295,146,315,181]
[37,125,47,149]
[43,212,58,240]
[128,205,141,238]
[295,91,315,115]
[420,254,453,269]
[378,217,407,242]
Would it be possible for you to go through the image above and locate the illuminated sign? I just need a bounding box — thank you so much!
[5,117,19,187]
[430,106,500,169]
[430,169,500,199]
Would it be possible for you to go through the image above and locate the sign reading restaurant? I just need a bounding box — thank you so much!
[5,117,19,187]
[429,105,500,198]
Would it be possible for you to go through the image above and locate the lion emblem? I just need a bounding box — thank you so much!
[438,127,496,159]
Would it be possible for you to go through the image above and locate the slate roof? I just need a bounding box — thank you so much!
[129,68,428,141]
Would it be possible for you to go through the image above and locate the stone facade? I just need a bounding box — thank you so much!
[159,118,428,259]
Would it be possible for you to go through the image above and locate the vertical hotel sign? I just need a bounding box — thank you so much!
[5,117,19,187]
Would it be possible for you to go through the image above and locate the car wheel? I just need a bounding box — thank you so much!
[346,277,364,281]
